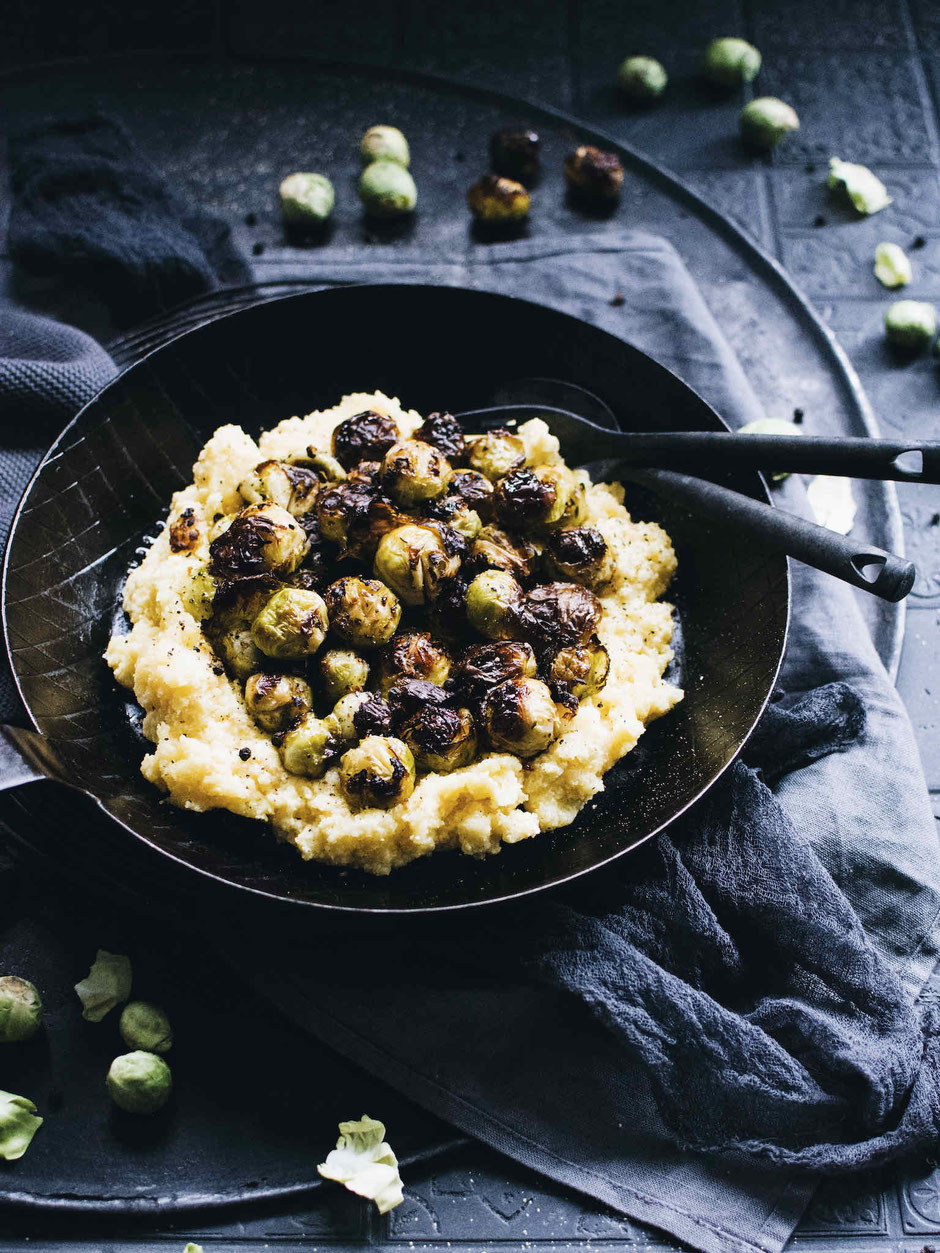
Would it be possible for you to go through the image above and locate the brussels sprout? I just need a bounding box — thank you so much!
[169,506,201,553]
[482,677,561,758]
[360,125,410,168]
[204,582,277,679]
[489,127,541,184]
[182,567,217,622]
[374,524,462,606]
[0,977,42,1043]
[737,417,803,482]
[0,1091,42,1160]
[358,161,417,218]
[107,1051,172,1115]
[376,631,452,693]
[467,174,530,223]
[740,98,799,151]
[874,242,912,289]
[381,440,452,507]
[238,460,320,517]
[494,464,583,532]
[289,449,347,483]
[548,635,610,700]
[119,1002,173,1054]
[328,691,393,742]
[827,157,891,215]
[252,588,329,660]
[886,300,937,350]
[516,582,602,652]
[348,460,383,483]
[340,736,416,809]
[279,714,338,777]
[470,524,539,583]
[449,469,496,520]
[316,480,408,558]
[466,569,523,640]
[423,490,482,539]
[319,648,370,704]
[209,622,266,681]
[324,576,402,648]
[401,705,477,773]
[332,411,401,469]
[244,672,313,732]
[385,677,452,724]
[416,412,467,463]
[451,640,538,707]
[702,37,761,87]
[467,429,526,482]
[425,574,472,642]
[565,145,624,203]
[209,504,309,580]
[279,172,335,225]
[543,527,614,588]
[617,55,668,101]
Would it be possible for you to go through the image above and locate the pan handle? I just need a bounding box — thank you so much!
[0,725,62,791]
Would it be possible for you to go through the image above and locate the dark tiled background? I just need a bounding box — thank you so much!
[3,0,940,1249]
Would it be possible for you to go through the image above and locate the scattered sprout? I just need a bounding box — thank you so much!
[279,173,335,225]
[332,411,401,469]
[564,145,624,203]
[489,128,540,184]
[317,1115,404,1214]
[740,98,800,151]
[358,161,417,218]
[209,503,309,579]
[827,158,891,215]
[75,950,132,1022]
[807,475,857,535]
[182,568,216,622]
[0,976,42,1043]
[494,464,583,532]
[376,632,452,692]
[359,125,410,168]
[451,641,538,707]
[874,242,912,289]
[885,300,936,350]
[703,37,761,87]
[0,1091,42,1160]
[617,55,668,101]
[107,1051,172,1114]
[184,1245,204,1253]
[467,174,530,223]
[340,736,416,809]
[738,416,804,481]
[328,691,392,743]
[119,1002,173,1054]
[416,412,467,464]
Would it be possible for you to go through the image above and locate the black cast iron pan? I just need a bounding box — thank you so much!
[0,285,789,914]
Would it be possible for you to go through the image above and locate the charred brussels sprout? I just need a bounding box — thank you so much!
[740,98,799,151]
[169,506,200,553]
[543,526,614,588]
[251,588,329,660]
[467,429,526,482]
[381,440,452,507]
[374,524,462,606]
[279,715,338,778]
[470,525,539,583]
[107,1052,172,1115]
[319,649,370,703]
[424,490,482,539]
[328,691,393,742]
[401,706,477,773]
[517,582,602,652]
[417,412,467,463]
[340,736,416,809]
[244,672,313,732]
[358,161,417,218]
[376,631,452,692]
[385,677,452,724]
[703,37,761,87]
[324,576,402,648]
[565,146,624,204]
[208,503,308,580]
[467,174,530,223]
[332,411,401,470]
[449,469,496,520]
[548,635,610,700]
[289,449,347,483]
[489,127,540,184]
[451,640,538,707]
[279,173,335,225]
[482,677,561,758]
[238,461,320,518]
[617,56,668,102]
[360,124,410,168]
[494,464,582,532]
[316,480,408,558]
[182,567,217,622]
[466,569,523,640]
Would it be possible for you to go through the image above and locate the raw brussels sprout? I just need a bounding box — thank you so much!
[328,691,393,742]
[481,677,561,757]
[374,523,462,606]
[252,587,329,660]
[385,677,452,724]
[451,640,538,707]
[376,631,452,693]
[324,576,402,648]
[360,125,410,168]
[470,525,539,583]
[358,161,417,218]
[516,582,602,652]
[182,567,217,622]
[209,503,309,580]
[279,173,335,225]
[416,412,467,463]
[244,672,313,732]
[401,705,477,773]
[874,242,912,289]
[0,976,42,1043]
[542,527,614,588]
[119,1002,173,1054]
[548,635,610,700]
[319,649,370,703]
[702,37,761,87]
[449,469,496,520]
[494,464,583,532]
[332,411,401,469]
[740,98,800,151]
[885,300,937,350]
[617,55,668,101]
[279,714,338,778]
[465,569,523,640]
[0,1091,42,1160]
[340,736,416,809]
[827,158,891,215]
[107,1051,172,1115]
[467,174,530,223]
[238,460,320,517]
[467,429,526,482]
[381,440,452,507]
[565,145,624,203]
[489,127,541,184]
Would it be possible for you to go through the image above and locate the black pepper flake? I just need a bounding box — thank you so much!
[610,293,626,307]
[912,235,927,250]
[239,747,252,761]
[454,151,466,162]
[212,663,225,676]
[252,242,265,256]
[812,214,826,228]
[793,408,805,424]
[245,212,258,226]
[931,513,940,526]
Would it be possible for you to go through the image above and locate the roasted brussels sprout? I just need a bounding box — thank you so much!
[489,127,540,184]
[169,506,200,553]
[466,569,523,640]
[543,526,614,588]
[251,587,329,659]
[182,567,217,622]
[702,37,761,87]
[206,615,267,681]
[244,672,313,732]
[324,576,402,648]
[348,460,383,483]
[425,573,472,642]
[423,490,482,539]
[482,677,561,757]
[319,648,370,703]
[289,517,332,589]
[374,523,462,605]
[385,677,452,724]
[316,480,409,558]
[467,429,526,482]
[340,736,416,809]
[467,174,530,223]
[381,440,452,507]
[401,705,477,773]
[885,300,937,350]
[289,449,347,483]
[209,503,309,580]
[107,1052,172,1115]
[279,172,335,225]
[332,411,401,470]
[279,714,338,777]
[740,98,800,152]
[494,464,583,532]
[451,640,538,707]
[0,977,42,1043]
[449,469,496,520]
[565,146,624,204]
[328,691,393,742]
[548,635,610,700]
[376,631,452,693]
[416,412,467,463]
[358,161,417,218]
[238,460,320,517]
[617,56,668,102]
[516,582,602,652]
[470,524,539,583]
[360,124,410,168]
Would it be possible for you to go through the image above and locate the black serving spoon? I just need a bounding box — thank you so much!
[459,403,917,603]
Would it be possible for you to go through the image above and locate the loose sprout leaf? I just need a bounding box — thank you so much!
[738,417,803,482]
[827,158,892,215]
[0,1090,43,1161]
[874,242,912,289]
[807,475,857,535]
[74,949,132,1022]
[317,1115,404,1214]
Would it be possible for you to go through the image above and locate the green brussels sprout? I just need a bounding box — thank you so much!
[279,714,338,777]
[451,640,538,707]
[466,569,523,640]
[565,145,624,203]
[107,1051,172,1115]
[209,503,309,580]
[702,37,761,87]
[319,648,370,703]
[874,242,912,290]
[244,672,313,732]
[374,523,462,606]
[886,300,937,351]
[328,691,393,742]
[0,977,42,1043]
[401,705,477,773]
[210,623,266,681]
[548,635,610,700]
[467,174,530,223]
[467,429,526,482]
[360,124,410,168]
[740,98,800,151]
[358,161,417,218]
[279,172,335,225]
[332,411,401,469]
[542,527,614,588]
[376,631,452,693]
[827,157,891,215]
[340,736,416,809]
[252,587,329,660]
[238,460,321,517]
[482,677,561,758]
[494,463,583,532]
[182,567,217,622]
[0,1091,42,1160]
[617,55,668,101]
[119,1002,173,1054]
[381,440,452,507]
[424,490,482,539]
[489,128,541,184]
[324,576,402,648]
[449,469,495,520]
[470,525,539,583]
[288,449,347,483]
